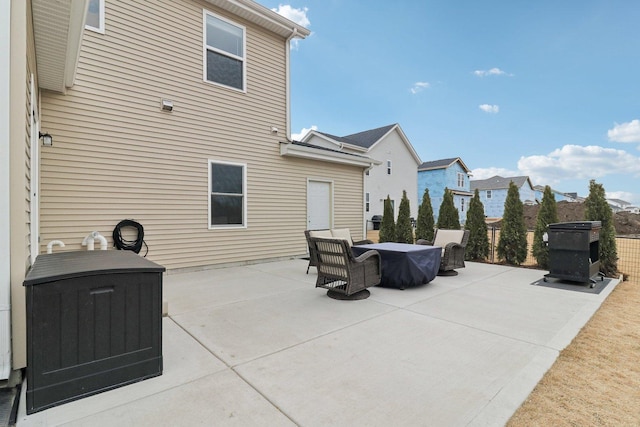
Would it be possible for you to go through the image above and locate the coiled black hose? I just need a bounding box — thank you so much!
[112,219,148,256]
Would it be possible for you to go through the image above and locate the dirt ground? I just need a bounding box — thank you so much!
[507,277,640,426]
[489,201,640,236]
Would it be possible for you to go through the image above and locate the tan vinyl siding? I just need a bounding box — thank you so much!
[10,0,38,369]
[39,0,363,270]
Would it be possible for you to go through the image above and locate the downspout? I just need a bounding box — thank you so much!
[285,28,298,141]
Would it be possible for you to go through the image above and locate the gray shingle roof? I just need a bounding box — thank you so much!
[418,157,460,171]
[318,124,397,149]
[470,175,531,191]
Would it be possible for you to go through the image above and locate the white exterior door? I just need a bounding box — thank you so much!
[307,180,332,230]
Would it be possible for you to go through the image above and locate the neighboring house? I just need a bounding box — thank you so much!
[607,199,632,213]
[5,0,381,380]
[533,185,576,203]
[417,157,473,224]
[302,124,422,226]
[470,176,537,218]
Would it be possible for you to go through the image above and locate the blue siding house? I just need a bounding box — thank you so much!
[533,185,576,203]
[417,158,473,224]
[471,176,536,218]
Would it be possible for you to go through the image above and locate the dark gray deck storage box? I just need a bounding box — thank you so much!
[23,250,165,414]
[545,221,601,283]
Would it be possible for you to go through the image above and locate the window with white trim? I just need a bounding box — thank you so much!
[486,190,492,199]
[461,198,465,212]
[209,161,246,227]
[204,11,246,91]
[387,160,392,175]
[85,0,105,33]
[457,172,465,187]
[365,192,370,212]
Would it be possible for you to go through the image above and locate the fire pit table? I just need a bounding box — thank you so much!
[351,242,441,289]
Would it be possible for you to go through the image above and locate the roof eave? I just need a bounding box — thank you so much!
[205,0,310,38]
[32,0,89,93]
[280,142,381,168]
[339,142,368,153]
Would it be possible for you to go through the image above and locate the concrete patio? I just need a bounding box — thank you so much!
[16,259,619,426]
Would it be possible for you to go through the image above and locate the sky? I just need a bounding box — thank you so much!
[262,1,640,204]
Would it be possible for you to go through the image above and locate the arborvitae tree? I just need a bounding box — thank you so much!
[497,181,528,265]
[415,188,435,242]
[436,188,461,229]
[465,189,489,260]
[584,179,618,276]
[532,186,558,269]
[378,195,396,243]
[396,190,414,243]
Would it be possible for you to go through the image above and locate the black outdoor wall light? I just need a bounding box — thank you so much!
[39,132,53,146]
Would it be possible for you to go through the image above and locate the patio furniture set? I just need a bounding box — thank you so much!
[305,228,469,299]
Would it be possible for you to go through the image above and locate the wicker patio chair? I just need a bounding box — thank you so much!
[417,229,470,276]
[304,229,373,274]
[308,237,381,299]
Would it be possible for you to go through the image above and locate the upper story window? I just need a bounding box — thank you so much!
[85,0,105,34]
[387,160,392,175]
[204,11,246,91]
[365,193,370,212]
[209,160,246,228]
[486,190,492,199]
[457,172,465,187]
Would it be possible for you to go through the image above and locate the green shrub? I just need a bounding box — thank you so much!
[532,186,558,269]
[465,189,489,260]
[497,181,527,265]
[396,190,414,243]
[584,179,618,276]
[415,188,435,242]
[436,188,460,230]
[378,195,396,243]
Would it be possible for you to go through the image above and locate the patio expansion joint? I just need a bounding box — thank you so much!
[165,318,302,424]
[405,308,551,349]
[222,308,405,426]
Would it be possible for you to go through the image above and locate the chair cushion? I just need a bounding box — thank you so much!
[433,229,464,247]
[309,230,332,239]
[331,228,353,243]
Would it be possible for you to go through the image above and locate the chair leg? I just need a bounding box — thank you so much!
[306,263,310,274]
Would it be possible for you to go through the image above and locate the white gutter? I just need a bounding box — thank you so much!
[64,0,89,89]
[280,142,381,168]
[0,0,11,380]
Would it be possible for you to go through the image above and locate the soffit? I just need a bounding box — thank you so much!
[32,0,88,93]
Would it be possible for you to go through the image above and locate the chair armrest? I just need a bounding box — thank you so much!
[353,239,374,245]
[353,249,380,263]
[444,242,463,251]
[416,239,434,246]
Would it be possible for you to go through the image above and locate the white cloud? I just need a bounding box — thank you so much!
[606,191,635,202]
[271,4,310,27]
[473,67,512,77]
[607,119,640,144]
[517,145,640,186]
[292,125,317,141]
[479,104,499,114]
[272,5,310,49]
[470,167,518,180]
[410,81,430,94]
